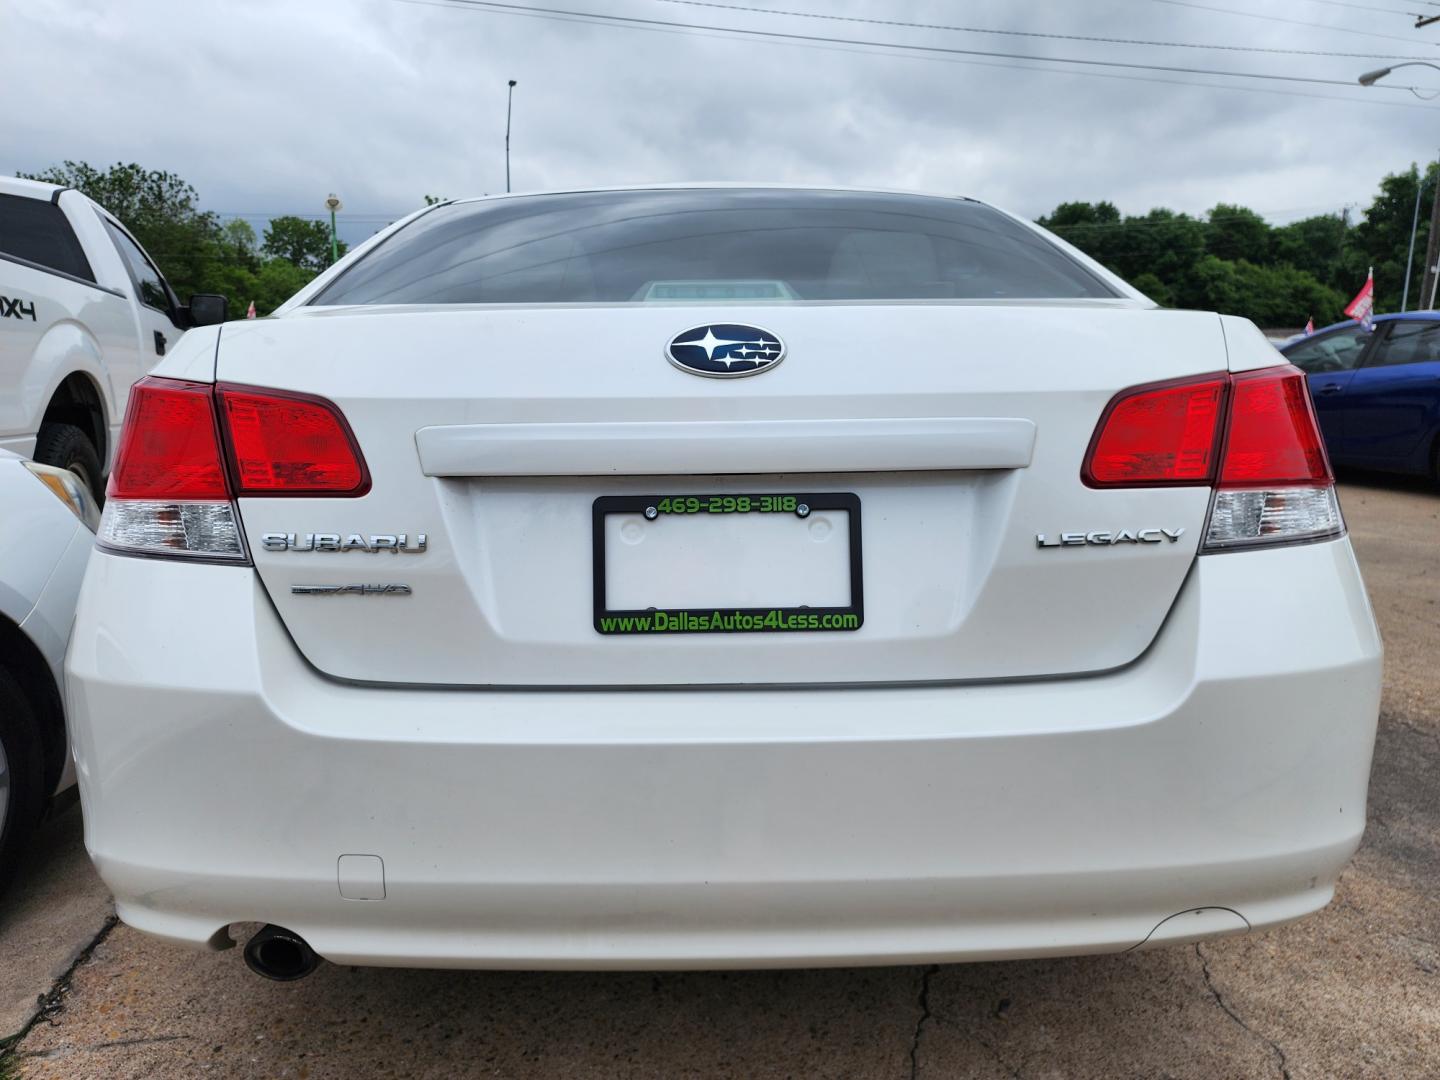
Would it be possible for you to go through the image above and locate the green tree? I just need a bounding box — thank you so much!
[262,215,346,274]
[1273,213,1350,292]
[20,160,338,319]
[1042,204,1208,304]
[19,160,222,301]
[1120,210,1208,306]
[1205,203,1270,265]
[1185,255,1344,325]
[252,259,314,312]
[1037,201,1125,271]
[220,219,260,265]
[1130,272,1173,306]
[1349,163,1438,311]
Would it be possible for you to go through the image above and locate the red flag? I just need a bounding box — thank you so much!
[1304,316,1314,335]
[1343,268,1374,328]
[246,301,257,319]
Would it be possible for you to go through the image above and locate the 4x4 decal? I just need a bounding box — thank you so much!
[0,295,36,321]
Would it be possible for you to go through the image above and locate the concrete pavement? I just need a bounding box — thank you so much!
[0,807,112,1046]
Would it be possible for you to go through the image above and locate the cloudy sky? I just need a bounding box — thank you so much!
[8,0,1440,246]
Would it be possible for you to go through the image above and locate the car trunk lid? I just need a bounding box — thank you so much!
[220,302,1219,686]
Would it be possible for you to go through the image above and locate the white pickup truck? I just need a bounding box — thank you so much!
[0,176,227,496]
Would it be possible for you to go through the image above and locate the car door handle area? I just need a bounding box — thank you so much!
[153,330,167,356]
[1317,383,1346,395]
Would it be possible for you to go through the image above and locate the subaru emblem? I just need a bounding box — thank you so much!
[666,324,785,378]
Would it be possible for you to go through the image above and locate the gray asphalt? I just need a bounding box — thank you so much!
[4,475,1437,1079]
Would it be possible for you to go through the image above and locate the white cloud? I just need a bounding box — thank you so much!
[6,0,1438,246]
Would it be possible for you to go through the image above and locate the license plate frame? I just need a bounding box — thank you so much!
[592,492,864,635]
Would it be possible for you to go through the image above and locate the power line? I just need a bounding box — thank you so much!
[650,0,1440,60]
[1143,0,1440,46]
[435,0,1440,114]
[1288,0,1424,16]
[396,0,1440,98]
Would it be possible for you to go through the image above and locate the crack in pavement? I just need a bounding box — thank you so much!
[907,964,938,1080]
[20,1033,190,1060]
[1195,943,1292,1080]
[0,914,118,1062]
[968,1027,1025,1080]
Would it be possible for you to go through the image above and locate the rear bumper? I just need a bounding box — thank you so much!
[65,539,1382,969]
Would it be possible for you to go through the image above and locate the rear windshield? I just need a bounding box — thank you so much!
[312,188,1116,306]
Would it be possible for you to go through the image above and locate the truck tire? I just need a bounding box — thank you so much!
[0,665,45,897]
[32,421,104,503]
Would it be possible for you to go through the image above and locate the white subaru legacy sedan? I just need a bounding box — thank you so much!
[66,186,1381,979]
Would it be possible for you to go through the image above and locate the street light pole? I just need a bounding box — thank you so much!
[324,193,343,267]
[1359,64,1440,309]
[505,79,517,193]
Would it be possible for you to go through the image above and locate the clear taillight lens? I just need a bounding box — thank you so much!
[1203,487,1343,550]
[99,500,245,559]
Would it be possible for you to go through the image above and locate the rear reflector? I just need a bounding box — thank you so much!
[1083,365,1342,551]
[100,377,369,562]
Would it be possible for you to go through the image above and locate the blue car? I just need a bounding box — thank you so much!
[1280,312,1440,484]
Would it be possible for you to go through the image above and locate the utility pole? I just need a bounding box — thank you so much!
[1402,165,1424,311]
[1424,154,1440,310]
[505,79,517,193]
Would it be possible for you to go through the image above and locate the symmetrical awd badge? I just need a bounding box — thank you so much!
[667,324,784,378]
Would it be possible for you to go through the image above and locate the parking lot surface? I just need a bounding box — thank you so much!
[4,476,1437,1079]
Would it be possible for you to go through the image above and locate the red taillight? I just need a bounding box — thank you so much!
[1082,374,1227,487]
[100,377,369,562]
[1083,366,1332,489]
[107,378,229,500]
[216,384,369,496]
[1083,364,1342,551]
[1217,367,1331,487]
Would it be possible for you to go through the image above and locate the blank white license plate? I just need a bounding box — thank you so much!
[591,493,864,634]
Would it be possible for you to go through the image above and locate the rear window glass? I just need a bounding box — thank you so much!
[313,188,1116,306]
[0,193,94,282]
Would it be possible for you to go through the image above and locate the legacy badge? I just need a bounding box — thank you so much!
[1036,528,1184,548]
